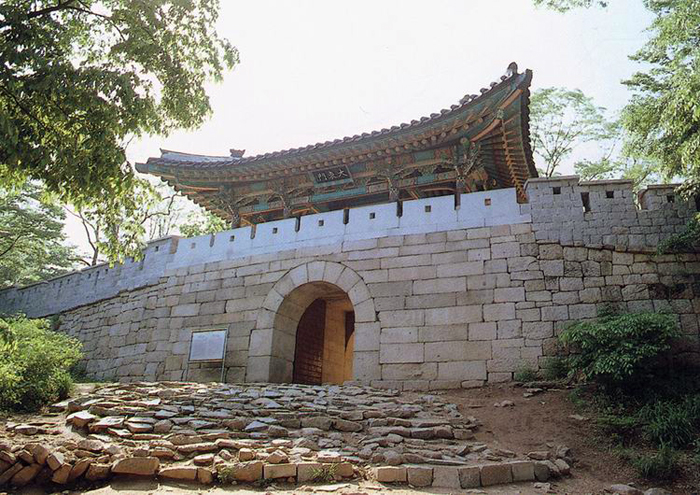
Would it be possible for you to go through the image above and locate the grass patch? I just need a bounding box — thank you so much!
[572,374,700,483]
[513,364,539,382]
[631,446,679,480]
[311,463,338,482]
[568,386,589,411]
[640,395,700,449]
[560,308,698,484]
[216,464,237,484]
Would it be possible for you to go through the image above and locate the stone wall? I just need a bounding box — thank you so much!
[2,177,699,389]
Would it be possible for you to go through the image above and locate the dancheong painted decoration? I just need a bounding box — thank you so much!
[136,63,537,227]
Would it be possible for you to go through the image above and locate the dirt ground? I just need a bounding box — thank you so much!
[440,384,687,494]
[8,383,693,495]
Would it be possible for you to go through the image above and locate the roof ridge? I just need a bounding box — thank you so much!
[160,149,232,159]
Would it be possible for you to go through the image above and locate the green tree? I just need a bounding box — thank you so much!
[178,209,228,238]
[68,180,178,266]
[622,0,700,196]
[530,87,617,177]
[573,120,663,189]
[0,0,238,260]
[533,0,609,11]
[575,155,662,189]
[0,183,77,288]
[69,181,231,265]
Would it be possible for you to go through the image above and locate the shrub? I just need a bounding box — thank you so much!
[513,364,539,382]
[541,356,570,380]
[657,216,700,254]
[216,464,236,483]
[560,312,680,386]
[0,316,82,412]
[631,445,679,480]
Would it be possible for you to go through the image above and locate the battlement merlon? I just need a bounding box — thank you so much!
[638,183,686,210]
[0,235,181,318]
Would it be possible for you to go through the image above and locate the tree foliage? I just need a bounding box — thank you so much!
[622,0,700,196]
[530,87,617,177]
[0,183,77,287]
[178,209,228,238]
[67,180,230,266]
[68,180,178,266]
[574,155,660,186]
[535,0,700,196]
[533,0,609,11]
[0,0,238,252]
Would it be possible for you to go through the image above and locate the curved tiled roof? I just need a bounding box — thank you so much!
[136,62,535,179]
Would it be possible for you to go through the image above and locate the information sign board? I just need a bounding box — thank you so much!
[188,329,227,362]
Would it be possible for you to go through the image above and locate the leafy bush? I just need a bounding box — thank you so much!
[513,364,539,382]
[631,445,679,480]
[657,216,700,254]
[0,317,82,412]
[560,312,680,386]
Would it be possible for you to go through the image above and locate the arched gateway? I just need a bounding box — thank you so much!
[246,261,378,383]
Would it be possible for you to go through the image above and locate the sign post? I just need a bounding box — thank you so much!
[184,329,228,382]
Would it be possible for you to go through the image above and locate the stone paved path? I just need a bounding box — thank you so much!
[2,382,571,490]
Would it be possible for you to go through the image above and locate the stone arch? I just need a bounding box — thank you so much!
[246,261,378,383]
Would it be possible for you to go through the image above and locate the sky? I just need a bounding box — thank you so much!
[66,0,655,254]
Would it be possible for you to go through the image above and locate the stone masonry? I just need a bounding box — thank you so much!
[1,177,699,389]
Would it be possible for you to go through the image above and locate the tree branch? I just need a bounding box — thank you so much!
[64,205,100,264]
[0,232,27,258]
[26,0,77,20]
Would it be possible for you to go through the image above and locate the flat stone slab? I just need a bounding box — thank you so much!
[112,457,160,476]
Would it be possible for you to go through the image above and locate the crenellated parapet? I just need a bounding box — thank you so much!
[0,237,179,319]
[0,178,696,320]
[524,176,696,250]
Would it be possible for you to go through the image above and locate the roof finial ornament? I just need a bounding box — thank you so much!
[506,62,518,78]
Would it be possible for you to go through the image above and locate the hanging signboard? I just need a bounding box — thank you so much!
[310,166,353,187]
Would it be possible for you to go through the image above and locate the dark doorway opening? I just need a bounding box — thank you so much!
[292,299,326,385]
[292,290,355,385]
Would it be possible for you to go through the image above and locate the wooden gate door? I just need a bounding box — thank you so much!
[293,299,326,384]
